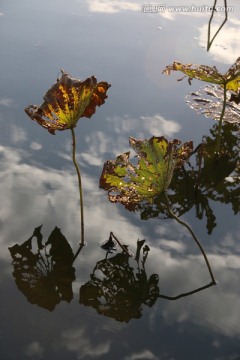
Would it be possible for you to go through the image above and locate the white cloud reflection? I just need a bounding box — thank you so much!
[140,114,181,137]
[0,97,14,107]
[123,350,159,360]
[0,144,143,268]
[79,114,181,167]
[82,131,110,166]
[30,141,42,150]
[61,327,111,358]
[146,223,240,338]
[87,0,139,13]
[1,139,240,341]
[10,125,27,144]
[197,23,240,64]
[25,341,44,358]
[107,113,181,138]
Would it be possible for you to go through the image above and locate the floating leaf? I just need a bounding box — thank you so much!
[100,136,193,209]
[163,57,240,91]
[185,85,240,124]
[25,69,111,134]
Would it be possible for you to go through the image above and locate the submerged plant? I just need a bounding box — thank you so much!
[100,136,216,284]
[25,70,111,246]
[163,57,240,153]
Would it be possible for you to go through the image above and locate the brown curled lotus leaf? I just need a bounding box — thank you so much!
[25,70,111,134]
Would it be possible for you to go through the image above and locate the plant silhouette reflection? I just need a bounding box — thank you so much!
[80,238,216,322]
[9,230,216,318]
[80,240,159,322]
[128,123,239,235]
[9,226,76,311]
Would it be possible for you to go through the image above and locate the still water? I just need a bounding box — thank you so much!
[0,0,240,359]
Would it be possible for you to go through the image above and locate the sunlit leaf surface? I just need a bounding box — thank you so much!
[25,70,111,134]
[185,85,240,124]
[100,136,193,209]
[163,57,240,91]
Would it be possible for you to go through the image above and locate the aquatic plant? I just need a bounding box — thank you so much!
[163,57,240,153]
[25,70,111,246]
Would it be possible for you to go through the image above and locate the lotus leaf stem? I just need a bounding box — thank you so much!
[164,192,216,284]
[71,127,85,246]
[216,83,227,154]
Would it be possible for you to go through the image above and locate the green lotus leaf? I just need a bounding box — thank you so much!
[224,57,240,91]
[163,57,240,91]
[100,136,193,207]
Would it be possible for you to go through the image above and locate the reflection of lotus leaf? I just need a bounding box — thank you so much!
[100,136,193,210]
[79,253,159,322]
[9,226,75,311]
[198,124,240,215]
[135,124,239,233]
[163,57,240,91]
[185,85,240,124]
[25,70,111,134]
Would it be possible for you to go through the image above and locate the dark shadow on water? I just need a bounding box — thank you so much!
[80,239,159,323]
[9,226,76,311]
[9,230,216,319]
[80,237,216,322]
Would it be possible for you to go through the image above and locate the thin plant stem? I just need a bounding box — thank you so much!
[159,281,216,300]
[71,127,85,246]
[207,0,228,51]
[72,243,85,263]
[216,82,227,154]
[110,232,133,257]
[207,0,217,51]
[164,192,216,284]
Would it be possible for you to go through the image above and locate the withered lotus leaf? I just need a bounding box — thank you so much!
[25,70,111,134]
[163,57,240,92]
[100,136,193,207]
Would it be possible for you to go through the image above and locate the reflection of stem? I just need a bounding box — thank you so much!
[110,232,133,257]
[72,243,85,263]
[164,192,216,284]
[216,83,227,154]
[71,128,85,246]
[207,0,228,51]
[159,281,215,300]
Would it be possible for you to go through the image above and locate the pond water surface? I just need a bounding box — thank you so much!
[0,1,240,359]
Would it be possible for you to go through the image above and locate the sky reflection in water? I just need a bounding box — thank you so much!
[0,0,240,359]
